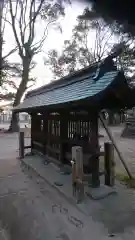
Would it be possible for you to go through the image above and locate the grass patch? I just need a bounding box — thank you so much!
[116,173,135,188]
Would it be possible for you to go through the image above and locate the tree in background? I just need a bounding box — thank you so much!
[77,0,135,37]
[45,8,117,79]
[0,0,4,86]
[5,0,64,132]
[0,0,18,87]
[45,7,135,125]
[78,3,135,75]
[46,7,135,80]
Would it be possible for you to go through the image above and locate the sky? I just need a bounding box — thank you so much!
[2,0,118,102]
[3,1,86,91]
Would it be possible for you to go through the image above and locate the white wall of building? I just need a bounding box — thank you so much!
[0,103,30,123]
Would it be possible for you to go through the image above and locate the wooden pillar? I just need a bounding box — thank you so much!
[19,131,24,159]
[90,111,100,188]
[60,111,68,164]
[31,113,36,153]
[104,142,115,186]
[47,115,52,156]
[31,113,40,152]
[71,146,84,203]
[43,112,48,155]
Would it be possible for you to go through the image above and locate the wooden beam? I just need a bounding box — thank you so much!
[33,141,44,148]
[48,113,90,121]
[24,145,31,149]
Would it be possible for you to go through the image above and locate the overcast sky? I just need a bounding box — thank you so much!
[3,2,86,91]
[2,0,117,99]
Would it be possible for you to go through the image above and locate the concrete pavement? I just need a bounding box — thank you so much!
[0,132,114,240]
[1,130,135,239]
[22,154,135,240]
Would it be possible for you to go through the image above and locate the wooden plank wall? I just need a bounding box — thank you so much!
[31,112,95,165]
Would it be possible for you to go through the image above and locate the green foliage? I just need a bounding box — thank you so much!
[111,40,135,78]
[41,1,65,21]
[1,61,36,92]
[46,6,135,81]
[0,92,15,101]
[116,173,135,188]
[45,7,116,79]
[78,0,135,37]
[44,49,64,78]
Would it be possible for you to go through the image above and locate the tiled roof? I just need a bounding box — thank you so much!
[15,70,118,111]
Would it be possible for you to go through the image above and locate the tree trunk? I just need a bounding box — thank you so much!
[0,0,4,86]
[9,112,19,132]
[8,59,30,132]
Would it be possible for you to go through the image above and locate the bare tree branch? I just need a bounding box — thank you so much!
[2,46,18,60]
[5,79,18,90]
[2,16,12,26]
[9,0,23,56]
[14,0,19,18]
[6,0,64,131]
[31,20,56,53]
[26,81,35,90]
[18,1,25,45]
[2,3,8,35]
[27,0,45,46]
[28,0,35,46]
[23,0,28,35]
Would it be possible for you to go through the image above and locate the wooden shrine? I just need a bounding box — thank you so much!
[14,56,135,188]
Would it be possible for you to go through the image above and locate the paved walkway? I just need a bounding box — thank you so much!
[1,131,135,239]
[0,133,116,240]
[99,126,135,176]
[22,154,135,240]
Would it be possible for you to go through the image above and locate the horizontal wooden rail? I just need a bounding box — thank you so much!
[24,145,31,149]
[48,114,91,121]
[33,141,44,148]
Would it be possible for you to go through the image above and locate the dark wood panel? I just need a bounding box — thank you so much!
[46,145,60,154]
[48,114,90,121]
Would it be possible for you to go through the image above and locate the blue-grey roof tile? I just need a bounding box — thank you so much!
[15,71,118,110]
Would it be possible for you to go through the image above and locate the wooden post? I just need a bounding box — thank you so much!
[46,116,52,157]
[59,111,68,164]
[43,113,48,155]
[19,131,24,159]
[90,111,100,188]
[71,146,84,203]
[31,113,37,154]
[31,113,33,153]
[104,142,115,186]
